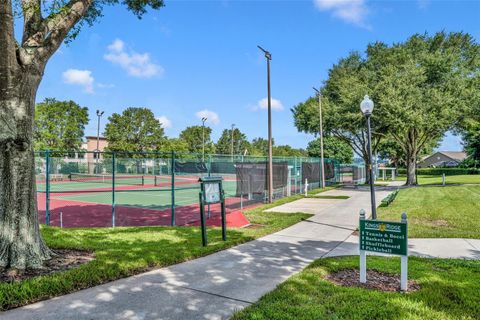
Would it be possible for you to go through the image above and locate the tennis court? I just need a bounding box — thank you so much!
[35,151,341,228]
[36,172,253,228]
[49,176,237,211]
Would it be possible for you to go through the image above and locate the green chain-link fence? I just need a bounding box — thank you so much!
[35,151,341,228]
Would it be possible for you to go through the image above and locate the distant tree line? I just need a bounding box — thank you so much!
[34,101,349,159]
[292,32,479,185]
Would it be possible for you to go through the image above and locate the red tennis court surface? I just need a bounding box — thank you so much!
[37,193,254,228]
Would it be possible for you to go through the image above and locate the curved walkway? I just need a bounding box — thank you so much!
[2,186,479,320]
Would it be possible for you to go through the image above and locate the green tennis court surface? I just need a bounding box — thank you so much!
[45,180,238,210]
[36,175,197,192]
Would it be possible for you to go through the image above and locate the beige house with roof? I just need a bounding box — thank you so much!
[417,151,468,168]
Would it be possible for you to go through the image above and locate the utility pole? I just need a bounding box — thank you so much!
[231,124,235,161]
[258,45,273,203]
[202,117,207,162]
[313,87,325,189]
[96,110,104,174]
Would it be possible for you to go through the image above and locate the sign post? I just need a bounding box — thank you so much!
[359,209,408,291]
[198,176,227,246]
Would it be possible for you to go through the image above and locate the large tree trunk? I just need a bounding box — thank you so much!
[0,66,53,269]
[0,0,94,270]
[405,152,417,186]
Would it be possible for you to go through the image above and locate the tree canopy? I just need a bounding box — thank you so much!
[250,137,273,156]
[158,138,189,154]
[216,128,250,155]
[463,128,480,166]
[292,31,480,185]
[34,98,89,151]
[306,136,353,164]
[272,145,307,157]
[179,125,215,155]
[104,107,165,153]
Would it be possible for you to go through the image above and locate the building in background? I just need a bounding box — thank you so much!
[84,136,108,163]
[417,151,467,168]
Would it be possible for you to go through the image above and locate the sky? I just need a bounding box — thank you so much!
[34,0,479,151]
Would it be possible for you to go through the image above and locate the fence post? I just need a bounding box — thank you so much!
[45,150,50,226]
[208,154,212,177]
[299,158,303,193]
[207,154,211,218]
[171,151,176,226]
[293,157,297,194]
[112,152,116,228]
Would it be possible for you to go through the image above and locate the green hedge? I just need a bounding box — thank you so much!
[397,167,480,175]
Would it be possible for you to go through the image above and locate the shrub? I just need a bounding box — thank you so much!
[397,167,480,175]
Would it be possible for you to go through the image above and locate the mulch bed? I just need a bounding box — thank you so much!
[0,249,94,283]
[325,268,421,293]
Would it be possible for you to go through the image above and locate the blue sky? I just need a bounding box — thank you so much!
[35,0,479,151]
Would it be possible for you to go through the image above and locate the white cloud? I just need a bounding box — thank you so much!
[104,39,164,78]
[195,110,220,125]
[62,69,94,93]
[157,116,172,129]
[254,97,284,111]
[108,38,124,52]
[314,0,369,27]
[97,83,115,89]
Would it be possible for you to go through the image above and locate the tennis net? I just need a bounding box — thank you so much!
[69,173,145,186]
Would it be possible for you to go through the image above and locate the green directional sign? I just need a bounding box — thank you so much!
[359,219,408,256]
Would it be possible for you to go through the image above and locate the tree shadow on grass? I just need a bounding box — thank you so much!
[2,229,480,320]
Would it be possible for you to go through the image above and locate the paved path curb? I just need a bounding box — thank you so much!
[1,187,478,320]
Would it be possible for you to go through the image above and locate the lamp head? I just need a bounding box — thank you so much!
[360,95,374,115]
[257,45,271,60]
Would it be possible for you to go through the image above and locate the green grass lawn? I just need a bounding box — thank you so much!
[232,256,480,320]
[378,185,480,238]
[395,174,480,185]
[0,190,322,311]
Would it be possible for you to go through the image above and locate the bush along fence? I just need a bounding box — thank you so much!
[35,151,341,228]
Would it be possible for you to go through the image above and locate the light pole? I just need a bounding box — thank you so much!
[313,87,326,189]
[231,124,235,161]
[96,110,104,173]
[360,95,376,219]
[201,117,207,162]
[258,45,273,203]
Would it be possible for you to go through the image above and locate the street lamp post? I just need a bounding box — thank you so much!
[96,110,104,174]
[313,87,326,189]
[258,45,273,203]
[231,124,235,160]
[360,95,377,220]
[202,117,207,162]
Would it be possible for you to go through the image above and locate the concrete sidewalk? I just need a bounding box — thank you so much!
[2,187,478,320]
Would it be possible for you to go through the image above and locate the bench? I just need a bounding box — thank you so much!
[381,189,399,206]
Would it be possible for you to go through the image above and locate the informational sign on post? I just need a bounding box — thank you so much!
[359,210,409,291]
[359,219,407,255]
[198,177,227,247]
[204,182,221,204]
